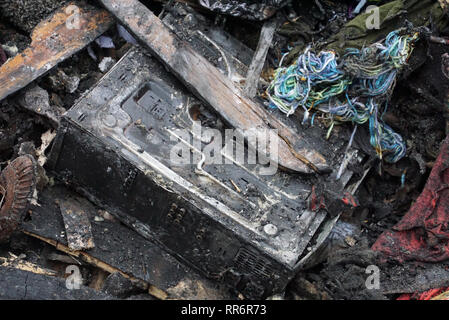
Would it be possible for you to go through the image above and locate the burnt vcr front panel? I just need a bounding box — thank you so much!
[48,48,329,298]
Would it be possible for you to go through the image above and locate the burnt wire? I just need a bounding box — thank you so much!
[267,29,419,163]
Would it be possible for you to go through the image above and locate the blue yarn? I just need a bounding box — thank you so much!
[267,29,419,163]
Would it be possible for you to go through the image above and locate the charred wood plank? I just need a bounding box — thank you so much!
[0,2,113,102]
[97,0,329,174]
[0,266,112,300]
[22,186,232,300]
[0,254,57,277]
[23,231,168,299]
[243,18,278,98]
[380,264,449,295]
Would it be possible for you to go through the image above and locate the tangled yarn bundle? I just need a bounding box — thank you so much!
[268,30,419,163]
[268,49,350,118]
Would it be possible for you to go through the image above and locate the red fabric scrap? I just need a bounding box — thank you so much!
[396,287,448,300]
[372,136,449,262]
[309,185,326,212]
[342,191,358,207]
[396,293,412,300]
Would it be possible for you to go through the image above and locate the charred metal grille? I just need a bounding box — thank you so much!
[234,248,274,279]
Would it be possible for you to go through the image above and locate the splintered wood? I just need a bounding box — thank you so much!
[0,2,113,101]
[0,253,57,277]
[244,18,278,98]
[98,0,330,174]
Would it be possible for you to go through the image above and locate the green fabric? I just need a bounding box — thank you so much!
[326,0,447,55]
[282,0,448,63]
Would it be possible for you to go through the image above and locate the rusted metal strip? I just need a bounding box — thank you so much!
[0,2,113,102]
[97,0,329,174]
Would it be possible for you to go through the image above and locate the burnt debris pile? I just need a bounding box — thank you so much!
[0,0,449,301]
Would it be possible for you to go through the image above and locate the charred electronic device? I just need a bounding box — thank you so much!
[48,42,361,297]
